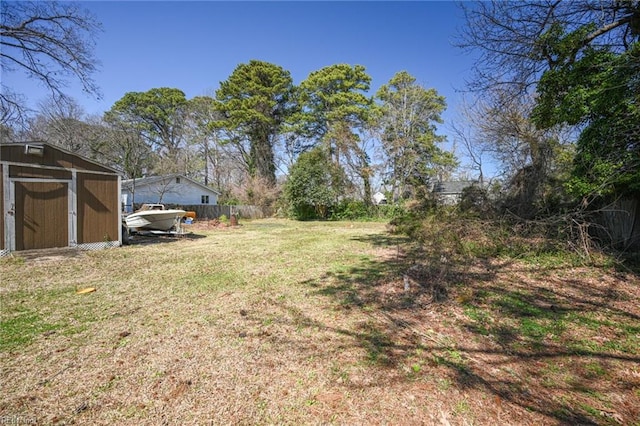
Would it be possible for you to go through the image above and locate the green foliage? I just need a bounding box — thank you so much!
[294,64,376,205]
[533,25,640,198]
[284,147,345,220]
[330,200,406,221]
[214,60,296,185]
[106,87,189,156]
[566,119,640,198]
[297,64,373,140]
[376,71,455,199]
[330,200,370,220]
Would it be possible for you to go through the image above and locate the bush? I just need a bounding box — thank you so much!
[331,200,370,220]
[389,203,580,264]
[329,200,408,221]
[284,148,345,220]
[288,203,319,221]
[374,204,407,219]
[459,185,494,218]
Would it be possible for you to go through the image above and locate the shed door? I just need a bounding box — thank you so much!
[15,181,69,250]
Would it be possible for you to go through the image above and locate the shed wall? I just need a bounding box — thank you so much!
[10,165,72,180]
[1,143,121,254]
[15,181,69,250]
[1,144,113,173]
[0,164,4,250]
[77,174,120,244]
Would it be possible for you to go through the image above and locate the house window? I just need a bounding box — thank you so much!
[201,195,209,204]
[176,177,181,184]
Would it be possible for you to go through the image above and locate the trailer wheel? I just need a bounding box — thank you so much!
[122,224,130,245]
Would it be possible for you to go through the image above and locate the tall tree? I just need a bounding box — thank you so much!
[188,96,220,186]
[376,71,454,201]
[297,64,372,157]
[187,95,246,201]
[214,60,296,187]
[297,64,374,202]
[1,1,102,128]
[481,89,574,216]
[532,24,640,198]
[93,116,154,180]
[458,0,639,210]
[0,122,16,143]
[450,99,488,185]
[106,88,192,175]
[458,1,638,95]
[26,96,97,156]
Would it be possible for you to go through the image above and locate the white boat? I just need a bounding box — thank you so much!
[124,204,186,231]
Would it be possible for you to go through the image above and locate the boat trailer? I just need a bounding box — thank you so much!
[121,220,189,245]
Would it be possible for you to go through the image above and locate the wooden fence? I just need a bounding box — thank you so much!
[181,205,267,220]
[597,196,640,250]
[131,204,267,220]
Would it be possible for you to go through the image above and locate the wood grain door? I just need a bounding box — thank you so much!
[15,181,68,250]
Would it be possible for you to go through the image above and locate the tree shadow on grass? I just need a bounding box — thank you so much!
[300,231,640,425]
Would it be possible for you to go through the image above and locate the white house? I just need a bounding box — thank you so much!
[373,191,387,205]
[432,181,478,205]
[121,174,220,211]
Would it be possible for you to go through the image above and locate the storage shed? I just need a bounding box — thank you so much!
[1,143,121,256]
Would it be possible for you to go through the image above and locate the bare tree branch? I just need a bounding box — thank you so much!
[455,0,638,96]
[0,1,102,128]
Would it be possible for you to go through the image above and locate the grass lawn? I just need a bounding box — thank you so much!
[1,218,639,425]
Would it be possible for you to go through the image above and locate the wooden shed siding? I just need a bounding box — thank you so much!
[15,181,68,250]
[77,174,119,244]
[1,143,120,254]
[0,164,4,250]
[0,144,113,173]
[9,165,72,180]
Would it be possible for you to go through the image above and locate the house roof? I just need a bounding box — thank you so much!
[122,174,221,195]
[433,181,478,194]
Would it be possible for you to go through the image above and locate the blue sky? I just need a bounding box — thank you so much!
[8,1,480,170]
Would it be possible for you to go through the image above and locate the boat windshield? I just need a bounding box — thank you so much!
[138,204,165,211]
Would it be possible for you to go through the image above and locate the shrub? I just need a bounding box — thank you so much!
[328,200,408,221]
[389,203,580,264]
[284,148,346,220]
[459,185,494,218]
[331,200,370,220]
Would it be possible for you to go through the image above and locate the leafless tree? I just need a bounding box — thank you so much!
[1,1,102,128]
[96,115,155,180]
[24,96,98,155]
[454,88,574,217]
[449,121,485,185]
[457,0,638,96]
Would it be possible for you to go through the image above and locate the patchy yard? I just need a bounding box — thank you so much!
[1,219,639,425]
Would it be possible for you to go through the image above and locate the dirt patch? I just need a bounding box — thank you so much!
[5,247,88,263]
[183,218,240,231]
[323,257,640,425]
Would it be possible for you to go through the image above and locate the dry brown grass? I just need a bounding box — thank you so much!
[1,218,639,425]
